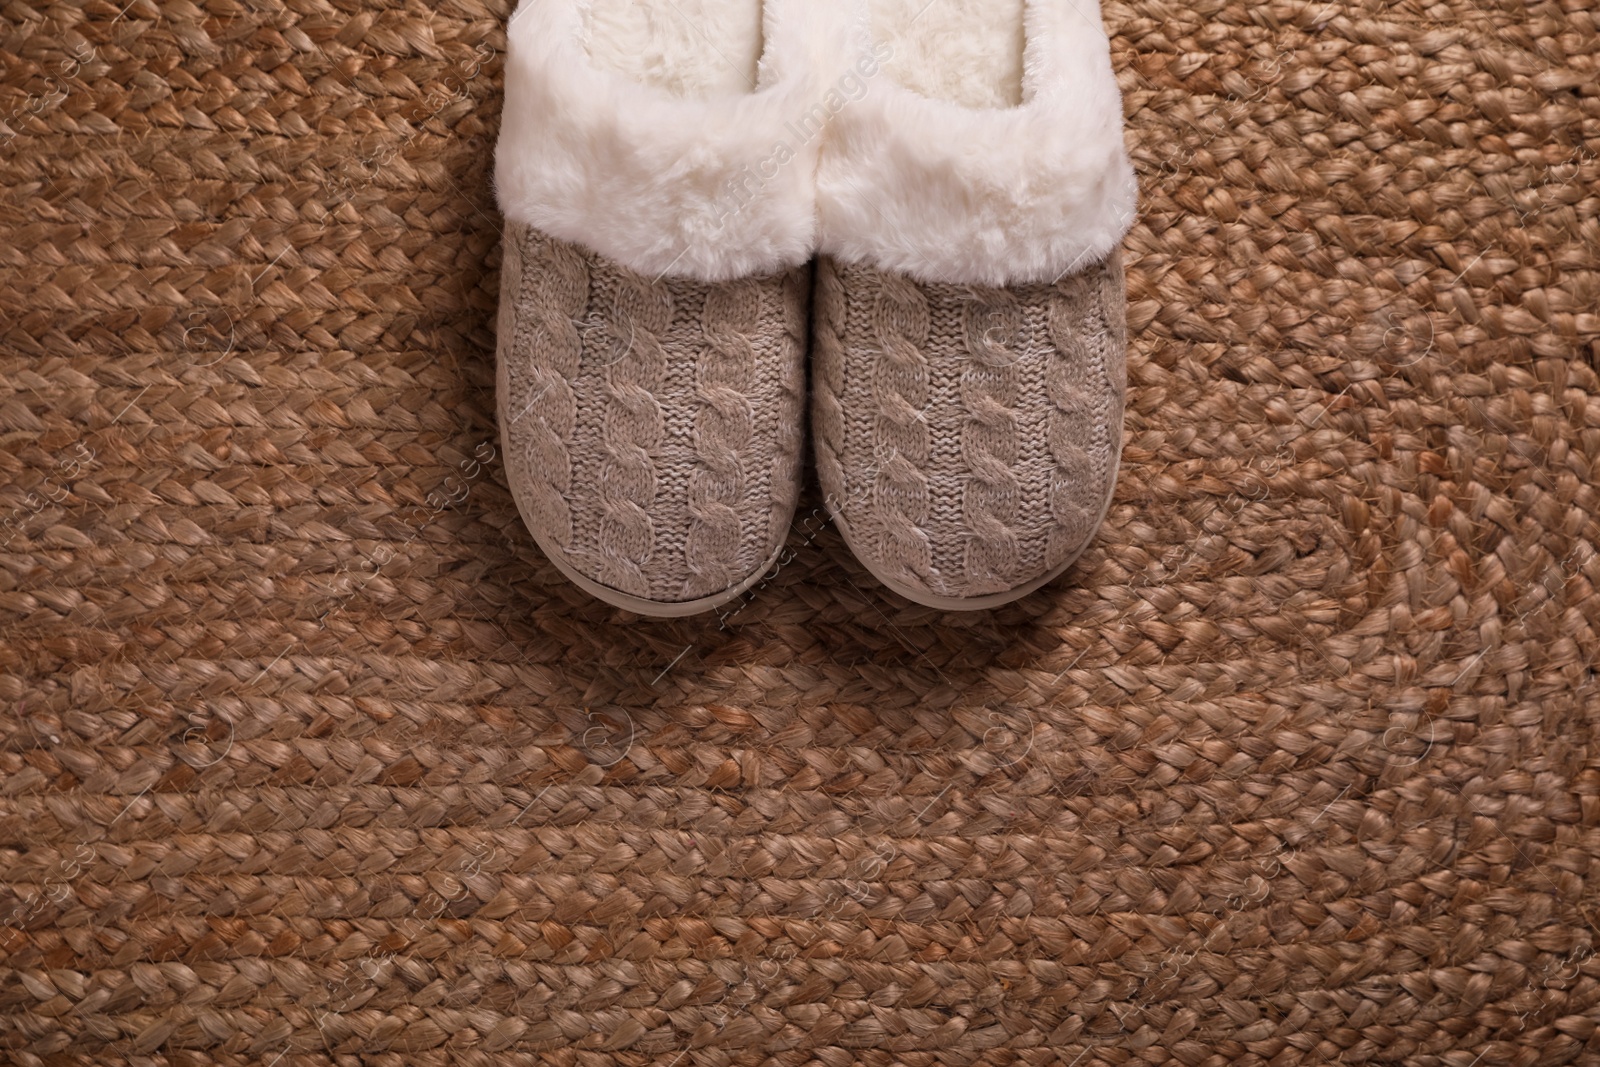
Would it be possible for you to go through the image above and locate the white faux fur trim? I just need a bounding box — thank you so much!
[495,0,840,283]
[817,0,1138,287]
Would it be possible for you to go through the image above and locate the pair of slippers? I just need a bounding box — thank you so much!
[494,0,1137,616]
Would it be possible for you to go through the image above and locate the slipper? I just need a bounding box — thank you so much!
[812,0,1137,610]
[494,0,831,616]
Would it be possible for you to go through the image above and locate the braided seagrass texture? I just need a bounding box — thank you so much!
[497,222,808,606]
[2,0,1599,1065]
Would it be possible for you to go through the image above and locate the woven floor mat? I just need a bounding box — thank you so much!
[2,0,1599,1064]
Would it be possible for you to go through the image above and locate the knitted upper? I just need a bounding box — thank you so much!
[813,250,1127,601]
[498,223,808,605]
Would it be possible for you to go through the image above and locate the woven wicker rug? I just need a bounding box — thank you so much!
[2,0,1598,1063]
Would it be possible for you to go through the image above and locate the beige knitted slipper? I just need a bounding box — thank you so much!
[813,0,1138,610]
[494,0,834,616]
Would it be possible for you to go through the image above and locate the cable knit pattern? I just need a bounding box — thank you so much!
[596,272,672,593]
[498,222,807,610]
[1047,248,1127,570]
[960,289,1024,590]
[769,265,811,554]
[867,271,935,585]
[812,258,850,519]
[684,281,760,596]
[812,250,1126,605]
[498,226,588,552]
